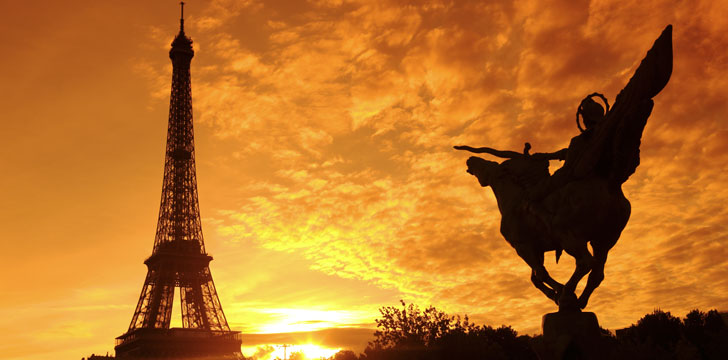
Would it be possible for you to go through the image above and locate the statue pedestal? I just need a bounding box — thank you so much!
[539,310,605,360]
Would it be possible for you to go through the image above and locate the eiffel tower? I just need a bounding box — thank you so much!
[115,3,241,358]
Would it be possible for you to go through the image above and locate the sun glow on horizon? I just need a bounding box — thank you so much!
[253,308,371,333]
[282,344,340,360]
[242,344,341,360]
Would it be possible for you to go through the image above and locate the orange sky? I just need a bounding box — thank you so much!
[1,1,727,359]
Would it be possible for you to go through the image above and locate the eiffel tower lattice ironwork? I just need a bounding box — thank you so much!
[115,3,241,358]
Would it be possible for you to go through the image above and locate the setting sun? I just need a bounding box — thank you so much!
[273,344,340,360]
[241,343,341,360]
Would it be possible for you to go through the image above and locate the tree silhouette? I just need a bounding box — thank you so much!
[636,309,683,351]
[361,300,537,360]
[612,308,728,360]
[370,300,452,349]
[332,350,359,360]
[328,304,726,360]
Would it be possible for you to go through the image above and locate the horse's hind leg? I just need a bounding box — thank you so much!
[539,266,564,294]
[531,270,557,302]
[578,250,607,309]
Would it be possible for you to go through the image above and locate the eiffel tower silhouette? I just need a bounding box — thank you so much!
[115,3,241,358]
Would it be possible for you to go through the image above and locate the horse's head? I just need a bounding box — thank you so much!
[465,156,500,187]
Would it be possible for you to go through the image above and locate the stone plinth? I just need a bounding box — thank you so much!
[539,310,605,360]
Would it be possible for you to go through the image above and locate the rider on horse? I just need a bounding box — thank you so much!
[455,93,609,231]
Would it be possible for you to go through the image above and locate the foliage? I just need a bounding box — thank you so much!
[331,350,359,360]
[286,351,305,360]
[326,303,728,360]
[361,300,537,360]
[636,309,683,350]
[369,300,455,349]
[247,345,275,360]
[613,308,728,359]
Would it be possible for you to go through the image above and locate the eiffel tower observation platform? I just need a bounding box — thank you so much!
[115,328,242,359]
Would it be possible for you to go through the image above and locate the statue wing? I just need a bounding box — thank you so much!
[572,25,673,184]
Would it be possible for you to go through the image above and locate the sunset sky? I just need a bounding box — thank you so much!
[1,0,727,359]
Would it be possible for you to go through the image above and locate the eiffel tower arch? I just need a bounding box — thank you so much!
[115,3,241,359]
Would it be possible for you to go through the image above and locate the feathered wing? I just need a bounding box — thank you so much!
[572,25,673,184]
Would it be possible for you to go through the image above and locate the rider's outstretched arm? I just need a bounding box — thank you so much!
[531,148,568,161]
[453,145,523,159]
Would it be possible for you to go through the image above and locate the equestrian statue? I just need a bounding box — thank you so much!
[455,25,672,310]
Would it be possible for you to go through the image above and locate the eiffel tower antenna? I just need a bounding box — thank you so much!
[180,1,185,32]
[115,4,242,358]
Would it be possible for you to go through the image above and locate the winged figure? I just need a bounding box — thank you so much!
[455,25,673,310]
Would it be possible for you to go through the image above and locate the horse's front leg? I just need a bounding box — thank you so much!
[561,236,594,305]
[516,244,563,304]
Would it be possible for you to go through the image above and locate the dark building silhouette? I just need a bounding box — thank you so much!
[114,3,242,359]
[83,354,114,360]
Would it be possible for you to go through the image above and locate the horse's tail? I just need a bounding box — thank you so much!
[555,248,562,263]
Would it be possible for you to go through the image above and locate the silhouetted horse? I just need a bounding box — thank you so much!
[465,155,631,308]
